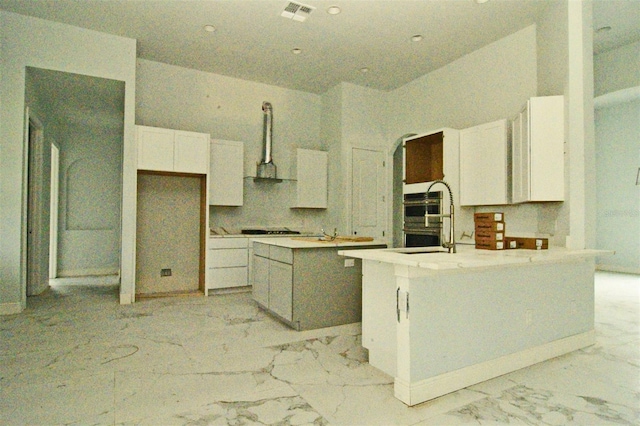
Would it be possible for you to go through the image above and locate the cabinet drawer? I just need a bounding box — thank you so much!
[209,238,249,249]
[269,245,293,264]
[253,242,270,258]
[209,249,247,267]
[207,267,248,289]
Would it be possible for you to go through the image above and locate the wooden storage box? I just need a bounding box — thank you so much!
[505,236,549,250]
[475,239,505,250]
[475,231,504,241]
[475,221,505,232]
[474,212,504,223]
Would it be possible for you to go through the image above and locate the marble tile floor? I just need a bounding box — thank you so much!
[1,271,638,426]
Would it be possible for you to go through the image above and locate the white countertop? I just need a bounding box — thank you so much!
[252,237,387,249]
[338,244,612,270]
[210,232,317,239]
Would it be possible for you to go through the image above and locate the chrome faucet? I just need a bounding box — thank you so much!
[426,180,456,253]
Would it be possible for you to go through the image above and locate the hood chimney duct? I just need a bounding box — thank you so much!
[255,101,281,181]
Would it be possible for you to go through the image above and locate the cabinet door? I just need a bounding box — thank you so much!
[460,119,509,206]
[174,130,210,174]
[293,149,327,208]
[269,260,293,321]
[252,255,270,307]
[136,126,174,171]
[208,267,248,289]
[529,96,564,202]
[209,248,248,268]
[511,104,530,203]
[210,140,244,206]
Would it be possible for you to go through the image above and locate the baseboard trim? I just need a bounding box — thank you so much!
[0,302,23,315]
[57,267,119,277]
[596,264,640,275]
[119,292,134,305]
[394,330,595,406]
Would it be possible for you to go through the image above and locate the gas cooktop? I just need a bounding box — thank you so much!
[241,228,301,235]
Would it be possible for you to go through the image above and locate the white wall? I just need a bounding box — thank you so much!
[594,40,640,97]
[594,39,640,272]
[135,59,337,233]
[595,99,640,272]
[0,11,137,313]
[386,25,537,137]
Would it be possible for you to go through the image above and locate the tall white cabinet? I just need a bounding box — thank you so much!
[209,139,244,206]
[292,148,328,209]
[511,96,565,203]
[459,119,510,206]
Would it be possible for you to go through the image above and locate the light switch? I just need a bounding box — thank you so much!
[344,259,355,267]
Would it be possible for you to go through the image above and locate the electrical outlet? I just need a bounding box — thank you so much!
[160,268,172,277]
[525,309,533,326]
[344,259,355,267]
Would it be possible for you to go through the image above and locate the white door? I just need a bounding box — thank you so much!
[26,113,48,296]
[352,148,386,239]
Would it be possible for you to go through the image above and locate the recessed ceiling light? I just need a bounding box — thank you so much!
[291,48,302,54]
[359,67,369,73]
[203,25,216,32]
[596,26,612,34]
[327,6,341,15]
[475,0,490,4]
[411,35,423,42]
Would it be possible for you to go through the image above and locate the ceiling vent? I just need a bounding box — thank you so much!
[281,1,315,22]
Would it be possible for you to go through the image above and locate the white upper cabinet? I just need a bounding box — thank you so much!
[173,130,210,174]
[511,96,565,203]
[209,139,244,206]
[459,119,510,206]
[292,148,328,209]
[136,126,174,171]
[136,125,209,174]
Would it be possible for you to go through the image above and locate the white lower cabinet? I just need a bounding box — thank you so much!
[206,238,249,293]
[251,240,386,330]
[252,254,270,307]
[268,260,293,321]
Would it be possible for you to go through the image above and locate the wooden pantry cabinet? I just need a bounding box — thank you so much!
[511,96,565,203]
[136,125,209,174]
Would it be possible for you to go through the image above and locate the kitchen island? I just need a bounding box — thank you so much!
[252,237,386,330]
[339,245,610,406]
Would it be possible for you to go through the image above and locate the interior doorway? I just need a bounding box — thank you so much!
[351,147,386,239]
[24,67,125,303]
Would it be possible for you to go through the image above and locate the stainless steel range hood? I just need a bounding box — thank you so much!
[255,101,282,182]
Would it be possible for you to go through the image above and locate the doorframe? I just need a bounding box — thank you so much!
[49,143,60,279]
[25,108,49,297]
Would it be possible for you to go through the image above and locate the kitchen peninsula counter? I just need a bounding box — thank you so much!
[339,245,611,406]
[252,237,386,330]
